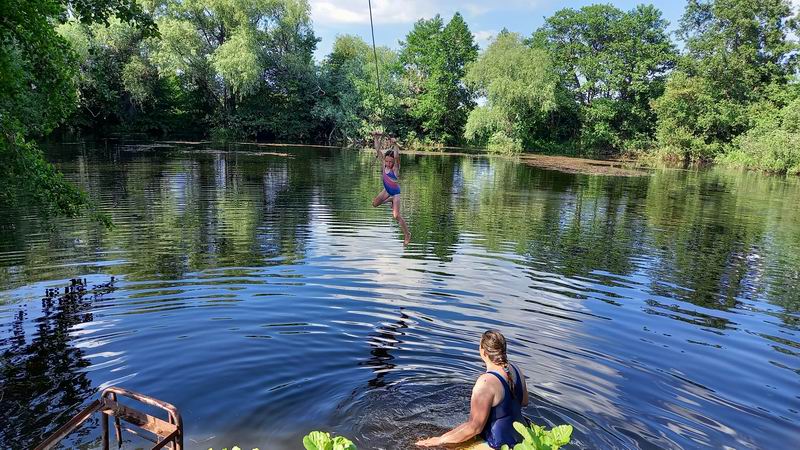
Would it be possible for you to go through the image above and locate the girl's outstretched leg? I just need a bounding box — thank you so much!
[372,190,390,208]
[392,195,411,246]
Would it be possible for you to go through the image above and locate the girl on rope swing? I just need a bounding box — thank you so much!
[371,131,411,246]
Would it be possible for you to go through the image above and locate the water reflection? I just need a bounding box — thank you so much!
[0,143,799,449]
[0,282,114,447]
[361,309,410,389]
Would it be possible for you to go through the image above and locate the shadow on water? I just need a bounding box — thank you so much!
[0,142,799,449]
[360,308,410,390]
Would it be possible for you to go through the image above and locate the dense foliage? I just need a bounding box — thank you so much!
[400,13,478,146]
[532,4,677,155]
[653,0,800,164]
[3,0,800,221]
[464,31,557,154]
[313,34,404,145]
[0,0,154,222]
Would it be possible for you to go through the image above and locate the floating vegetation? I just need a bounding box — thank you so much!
[208,431,356,450]
[500,422,573,450]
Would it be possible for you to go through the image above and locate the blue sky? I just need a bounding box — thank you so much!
[309,0,691,59]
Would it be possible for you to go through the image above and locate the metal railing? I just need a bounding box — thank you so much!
[35,386,183,450]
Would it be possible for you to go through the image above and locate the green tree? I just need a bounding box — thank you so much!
[314,34,407,145]
[653,0,799,162]
[533,4,676,155]
[314,35,368,144]
[57,18,185,135]
[464,31,558,154]
[722,97,800,174]
[0,0,154,221]
[148,0,318,140]
[400,13,478,145]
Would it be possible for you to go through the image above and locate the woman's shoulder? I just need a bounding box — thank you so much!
[476,372,503,388]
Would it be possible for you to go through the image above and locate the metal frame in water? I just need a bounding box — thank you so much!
[34,386,183,450]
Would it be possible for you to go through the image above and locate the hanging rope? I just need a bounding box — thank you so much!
[368,0,385,124]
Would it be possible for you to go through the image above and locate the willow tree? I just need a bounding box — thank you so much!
[149,0,318,140]
[56,17,184,134]
[464,31,558,154]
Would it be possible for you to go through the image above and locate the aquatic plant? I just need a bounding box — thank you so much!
[303,431,357,450]
[500,422,573,450]
[208,431,356,450]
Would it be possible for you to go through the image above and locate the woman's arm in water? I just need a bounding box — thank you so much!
[416,375,494,447]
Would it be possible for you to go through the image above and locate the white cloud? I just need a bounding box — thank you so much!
[311,2,366,24]
[309,0,527,26]
[464,3,491,17]
[473,30,496,49]
[310,0,439,25]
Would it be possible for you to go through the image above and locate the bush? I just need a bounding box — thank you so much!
[722,98,800,174]
[725,131,800,175]
[487,131,523,155]
[652,71,745,162]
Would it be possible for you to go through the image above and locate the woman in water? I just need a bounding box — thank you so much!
[372,132,411,246]
[416,330,529,449]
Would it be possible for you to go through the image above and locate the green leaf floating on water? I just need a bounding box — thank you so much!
[513,421,535,442]
[548,424,573,447]
[211,447,258,450]
[208,432,352,450]
[504,421,573,450]
[332,436,356,450]
[303,431,356,450]
[303,431,333,450]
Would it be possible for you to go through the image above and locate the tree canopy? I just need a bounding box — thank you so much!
[400,13,478,145]
[654,0,799,162]
[0,0,154,222]
[533,4,677,154]
[464,31,557,154]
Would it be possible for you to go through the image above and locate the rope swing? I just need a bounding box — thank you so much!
[368,0,385,123]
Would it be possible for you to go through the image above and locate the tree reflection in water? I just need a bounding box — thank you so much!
[0,281,114,447]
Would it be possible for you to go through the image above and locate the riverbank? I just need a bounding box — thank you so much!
[104,137,797,178]
[156,140,650,177]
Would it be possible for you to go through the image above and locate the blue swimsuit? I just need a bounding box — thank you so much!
[383,168,401,196]
[482,365,525,449]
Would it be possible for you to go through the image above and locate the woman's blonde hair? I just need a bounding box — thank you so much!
[481,330,515,398]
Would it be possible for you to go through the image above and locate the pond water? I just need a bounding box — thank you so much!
[1,143,799,449]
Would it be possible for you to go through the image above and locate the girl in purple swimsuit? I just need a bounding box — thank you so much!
[372,132,411,246]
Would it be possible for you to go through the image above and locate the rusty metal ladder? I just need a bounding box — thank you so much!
[35,386,183,450]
